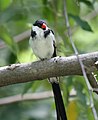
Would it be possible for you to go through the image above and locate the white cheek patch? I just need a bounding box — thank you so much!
[33,26,44,39]
[33,26,42,33]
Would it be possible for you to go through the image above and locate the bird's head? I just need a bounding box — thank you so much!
[33,20,47,30]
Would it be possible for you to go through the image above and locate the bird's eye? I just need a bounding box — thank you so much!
[41,23,46,30]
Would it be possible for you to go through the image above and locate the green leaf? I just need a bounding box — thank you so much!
[22,82,33,95]
[0,0,12,12]
[66,0,80,16]
[78,0,94,9]
[69,14,93,32]
[0,25,18,55]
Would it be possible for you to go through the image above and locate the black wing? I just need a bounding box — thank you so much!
[31,30,36,38]
[52,40,57,57]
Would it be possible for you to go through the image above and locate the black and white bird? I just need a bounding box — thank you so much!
[29,20,67,120]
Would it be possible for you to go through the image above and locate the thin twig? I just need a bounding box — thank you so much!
[63,0,98,119]
[0,91,53,106]
[0,30,31,49]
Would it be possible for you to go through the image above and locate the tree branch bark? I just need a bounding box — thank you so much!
[0,51,98,87]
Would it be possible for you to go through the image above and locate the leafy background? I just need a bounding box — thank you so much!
[0,0,98,120]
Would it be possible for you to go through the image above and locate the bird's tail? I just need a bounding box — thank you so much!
[49,78,67,120]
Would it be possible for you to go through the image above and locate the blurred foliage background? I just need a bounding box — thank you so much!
[0,0,98,120]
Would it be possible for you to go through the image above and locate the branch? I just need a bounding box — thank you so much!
[0,91,53,106]
[0,30,30,49]
[0,52,98,87]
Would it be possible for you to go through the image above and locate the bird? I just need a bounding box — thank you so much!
[29,20,67,120]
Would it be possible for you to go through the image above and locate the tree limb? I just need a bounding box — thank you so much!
[0,51,98,87]
[0,91,53,106]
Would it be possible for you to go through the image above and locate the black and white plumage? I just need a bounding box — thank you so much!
[29,20,67,120]
[29,20,56,59]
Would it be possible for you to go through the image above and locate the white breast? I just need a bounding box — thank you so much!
[29,26,55,59]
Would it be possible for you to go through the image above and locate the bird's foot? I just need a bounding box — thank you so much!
[54,56,61,63]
